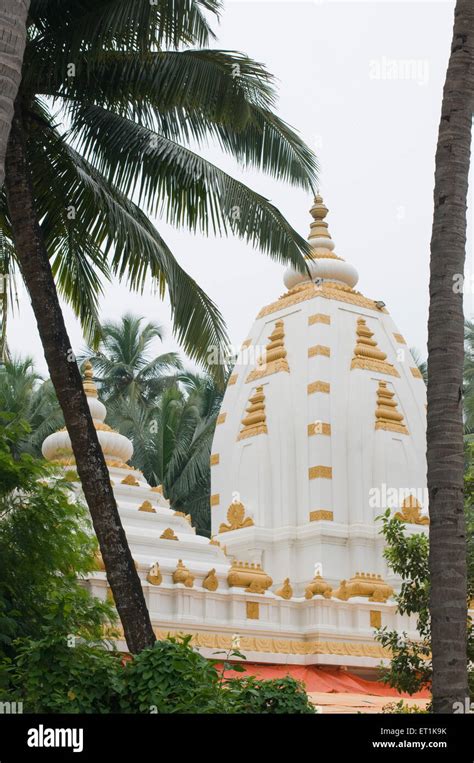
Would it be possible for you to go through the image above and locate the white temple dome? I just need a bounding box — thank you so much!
[41,362,134,467]
[211,194,428,595]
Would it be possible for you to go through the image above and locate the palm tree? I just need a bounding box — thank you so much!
[426,0,473,713]
[83,314,181,405]
[115,372,224,535]
[0,1,30,187]
[2,1,317,652]
[0,355,63,456]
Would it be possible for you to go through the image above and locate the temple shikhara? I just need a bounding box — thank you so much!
[41,196,430,705]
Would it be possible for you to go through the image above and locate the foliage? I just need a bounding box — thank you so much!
[381,700,427,714]
[82,314,181,405]
[7,635,122,714]
[0,358,63,457]
[2,0,317,377]
[225,675,315,714]
[5,633,314,714]
[375,506,473,697]
[0,420,114,665]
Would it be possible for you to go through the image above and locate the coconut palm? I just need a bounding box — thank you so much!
[426,0,473,712]
[83,314,181,406]
[114,373,225,535]
[0,1,30,187]
[1,0,317,652]
[0,355,63,456]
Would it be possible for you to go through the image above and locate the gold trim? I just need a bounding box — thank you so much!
[246,602,260,620]
[257,281,388,319]
[308,344,330,358]
[308,422,331,436]
[216,413,227,425]
[117,627,391,658]
[307,380,330,395]
[246,358,289,382]
[393,333,406,344]
[138,500,156,513]
[210,494,220,507]
[228,374,238,386]
[410,367,423,380]
[351,358,400,377]
[150,485,163,494]
[210,454,220,466]
[308,313,331,325]
[241,339,252,349]
[370,610,382,628]
[219,501,254,533]
[309,466,332,480]
[309,510,334,521]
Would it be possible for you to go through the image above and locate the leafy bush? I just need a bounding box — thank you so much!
[5,634,315,714]
[6,635,122,714]
[225,675,315,714]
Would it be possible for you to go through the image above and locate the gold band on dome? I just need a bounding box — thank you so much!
[257,281,388,319]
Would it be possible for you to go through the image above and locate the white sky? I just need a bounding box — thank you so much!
[8,0,473,375]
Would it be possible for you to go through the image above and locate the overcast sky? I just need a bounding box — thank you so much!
[8,0,473,375]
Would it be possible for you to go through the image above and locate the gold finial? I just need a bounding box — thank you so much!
[309,194,331,240]
[82,360,98,398]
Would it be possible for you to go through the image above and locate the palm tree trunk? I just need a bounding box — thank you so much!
[0,1,29,188]
[5,106,155,654]
[427,0,473,713]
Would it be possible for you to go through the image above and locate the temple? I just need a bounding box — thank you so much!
[41,196,429,682]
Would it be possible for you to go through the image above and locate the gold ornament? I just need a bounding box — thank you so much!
[160,528,178,540]
[375,382,409,434]
[276,578,293,600]
[139,500,156,513]
[147,562,162,586]
[237,386,268,441]
[351,318,399,377]
[394,496,429,525]
[202,569,219,592]
[304,574,333,599]
[227,561,273,593]
[218,501,254,533]
[333,573,393,603]
[172,560,194,587]
[246,320,290,382]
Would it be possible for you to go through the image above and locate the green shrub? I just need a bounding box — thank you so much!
[225,675,315,714]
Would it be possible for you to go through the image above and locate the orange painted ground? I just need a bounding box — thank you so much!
[220,663,430,713]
